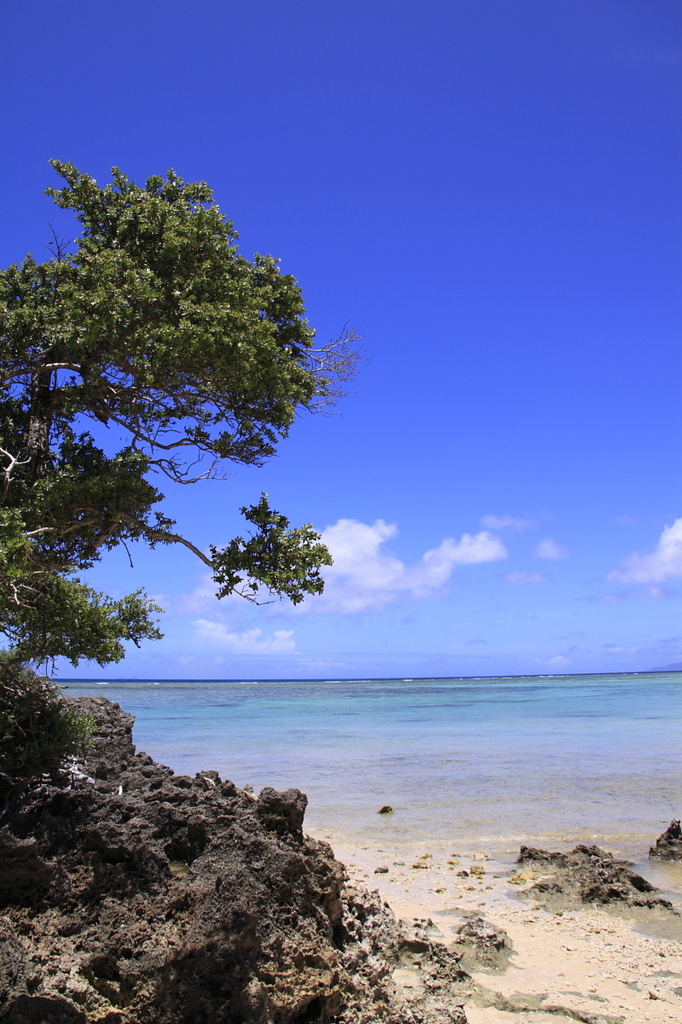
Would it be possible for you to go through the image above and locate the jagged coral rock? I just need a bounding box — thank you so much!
[515,843,675,912]
[0,698,467,1024]
[649,819,682,861]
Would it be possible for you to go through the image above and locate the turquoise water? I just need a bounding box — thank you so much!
[63,673,682,867]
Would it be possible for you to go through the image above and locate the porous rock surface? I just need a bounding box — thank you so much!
[450,917,510,975]
[650,819,682,861]
[514,843,676,912]
[0,697,468,1024]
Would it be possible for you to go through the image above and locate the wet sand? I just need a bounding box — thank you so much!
[330,836,682,1023]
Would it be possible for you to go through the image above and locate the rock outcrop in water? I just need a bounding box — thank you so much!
[0,697,468,1024]
[513,844,676,912]
[650,819,682,861]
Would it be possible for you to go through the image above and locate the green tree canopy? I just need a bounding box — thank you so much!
[0,161,357,671]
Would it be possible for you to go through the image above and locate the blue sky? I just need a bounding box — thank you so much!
[3,1,681,679]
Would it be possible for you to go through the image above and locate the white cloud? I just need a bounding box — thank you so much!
[534,538,569,560]
[503,571,547,584]
[154,517,508,619]
[608,518,682,585]
[155,575,219,616]
[307,518,507,614]
[650,586,677,600]
[536,655,570,668]
[480,514,536,531]
[601,644,638,654]
[193,621,296,654]
[590,590,629,605]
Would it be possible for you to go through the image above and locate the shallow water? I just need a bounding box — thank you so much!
[63,673,682,885]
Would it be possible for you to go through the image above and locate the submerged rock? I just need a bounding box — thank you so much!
[0,697,468,1024]
[650,819,682,861]
[514,843,676,912]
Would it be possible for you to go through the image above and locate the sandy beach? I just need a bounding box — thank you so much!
[331,836,682,1023]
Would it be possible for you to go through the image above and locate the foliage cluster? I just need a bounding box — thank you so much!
[0,161,357,671]
[0,662,93,805]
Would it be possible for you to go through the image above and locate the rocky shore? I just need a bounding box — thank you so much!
[0,698,477,1024]
[1,696,680,1024]
[513,842,677,912]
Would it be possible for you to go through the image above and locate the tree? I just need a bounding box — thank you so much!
[0,660,94,804]
[0,161,358,672]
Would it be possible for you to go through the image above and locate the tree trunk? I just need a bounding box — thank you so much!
[25,367,54,483]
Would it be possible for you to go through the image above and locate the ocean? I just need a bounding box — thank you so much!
[63,672,682,894]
